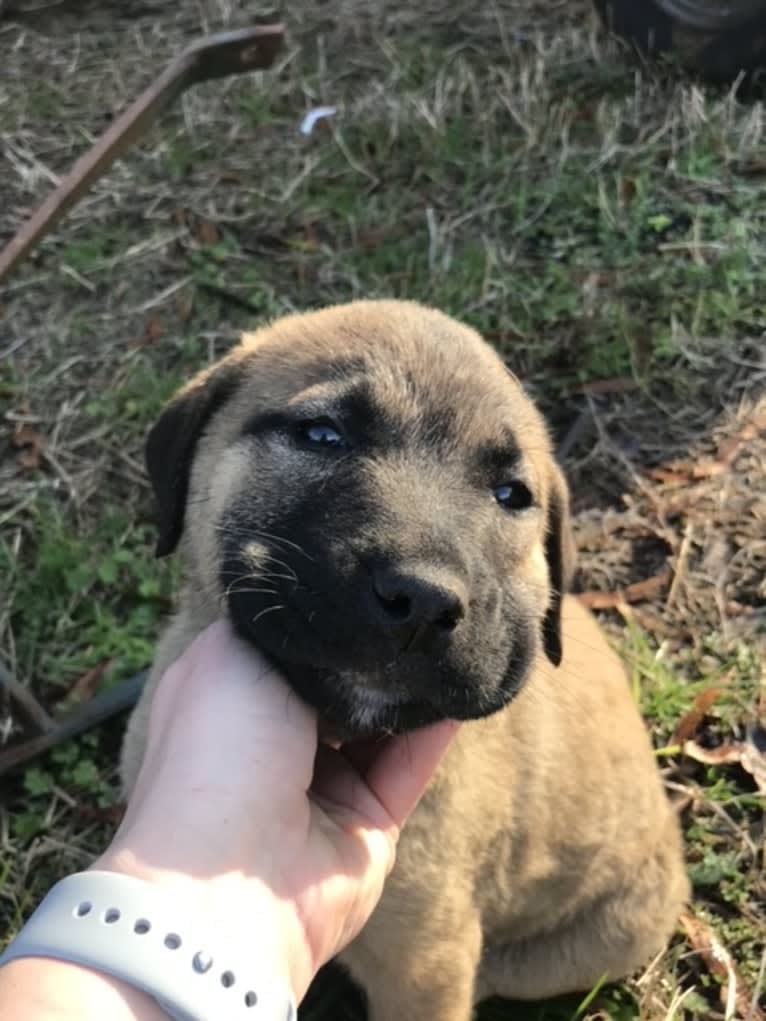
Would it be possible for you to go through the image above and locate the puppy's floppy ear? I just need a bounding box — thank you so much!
[541,464,576,666]
[146,362,240,557]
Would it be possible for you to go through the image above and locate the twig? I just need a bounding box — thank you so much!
[556,406,593,462]
[197,281,266,316]
[749,945,766,1021]
[680,908,766,1021]
[666,521,694,609]
[577,564,672,610]
[0,658,54,734]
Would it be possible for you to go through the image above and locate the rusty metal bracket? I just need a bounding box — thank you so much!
[0,664,146,778]
[0,23,284,776]
[0,23,284,284]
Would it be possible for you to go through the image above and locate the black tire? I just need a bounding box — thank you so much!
[594,0,766,81]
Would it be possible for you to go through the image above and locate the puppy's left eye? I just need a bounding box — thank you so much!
[297,420,347,449]
[494,482,532,511]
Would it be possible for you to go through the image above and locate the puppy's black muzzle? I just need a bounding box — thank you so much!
[222,537,530,738]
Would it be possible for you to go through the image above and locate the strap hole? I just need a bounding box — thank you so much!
[244,991,258,1007]
[104,908,121,924]
[134,919,151,935]
[164,933,182,950]
[192,951,213,973]
[221,970,236,988]
[74,901,92,918]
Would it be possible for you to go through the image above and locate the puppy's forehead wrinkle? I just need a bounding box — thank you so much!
[286,373,367,411]
[370,357,510,428]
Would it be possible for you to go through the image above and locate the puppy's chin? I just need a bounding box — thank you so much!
[314,679,520,742]
[228,608,530,739]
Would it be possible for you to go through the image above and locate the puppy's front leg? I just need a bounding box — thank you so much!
[368,981,475,1021]
[341,913,482,1021]
[357,950,478,1021]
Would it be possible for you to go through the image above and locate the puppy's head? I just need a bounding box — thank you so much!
[147,301,573,736]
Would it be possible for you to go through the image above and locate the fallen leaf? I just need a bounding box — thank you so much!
[214,172,247,185]
[145,318,163,343]
[75,802,125,825]
[684,728,766,795]
[689,460,727,479]
[682,740,744,767]
[644,467,690,485]
[11,422,45,449]
[615,600,696,642]
[645,410,766,486]
[575,377,637,397]
[11,422,47,469]
[175,289,194,323]
[679,907,766,1021]
[64,660,113,705]
[130,316,166,351]
[631,332,653,376]
[645,458,729,482]
[17,450,41,469]
[725,600,755,619]
[577,565,672,610]
[620,176,637,205]
[356,226,391,248]
[293,222,321,253]
[671,685,728,745]
[730,158,766,176]
[197,219,220,246]
[716,406,766,464]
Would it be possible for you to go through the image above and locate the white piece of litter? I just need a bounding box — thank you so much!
[300,106,338,136]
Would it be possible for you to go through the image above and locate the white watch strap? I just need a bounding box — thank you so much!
[0,871,295,1021]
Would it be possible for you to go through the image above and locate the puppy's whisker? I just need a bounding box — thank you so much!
[212,522,238,535]
[252,552,301,584]
[223,564,292,586]
[256,560,300,581]
[224,573,279,593]
[223,571,256,585]
[258,573,299,586]
[251,528,315,562]
[251,604,285,626]
[219,541,302,586]
[222,575,259,597]
[223,574,280,600]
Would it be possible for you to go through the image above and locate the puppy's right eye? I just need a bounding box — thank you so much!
[296,420,347,450]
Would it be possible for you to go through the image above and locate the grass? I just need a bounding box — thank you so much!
[1,1,764,1018]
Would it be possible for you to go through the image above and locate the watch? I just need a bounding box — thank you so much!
[0,871,296,1021]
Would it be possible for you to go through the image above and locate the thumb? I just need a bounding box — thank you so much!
[361,720,460,828]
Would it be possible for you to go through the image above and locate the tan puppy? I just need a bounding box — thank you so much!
[121,300,689,1020]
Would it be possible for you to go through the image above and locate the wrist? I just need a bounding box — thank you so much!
[92,847,313,1002]
[0,957,168,1021]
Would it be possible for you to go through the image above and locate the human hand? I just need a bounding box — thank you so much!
[96,621,459,1002]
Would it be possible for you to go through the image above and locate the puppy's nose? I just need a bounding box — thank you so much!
[371,564,467,651]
